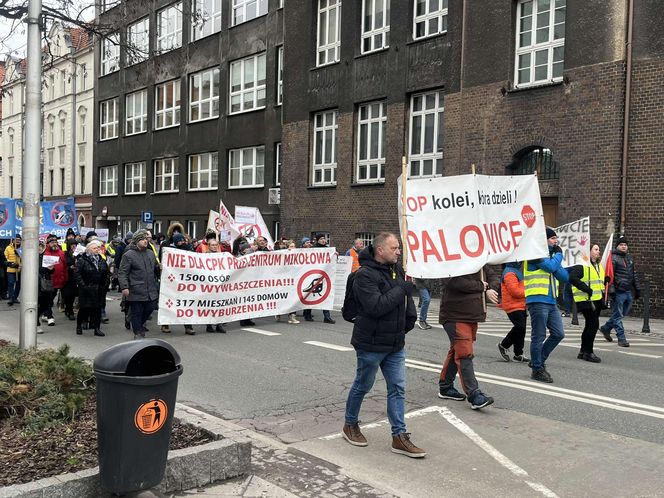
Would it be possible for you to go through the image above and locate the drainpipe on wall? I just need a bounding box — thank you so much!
[619,0,634,235]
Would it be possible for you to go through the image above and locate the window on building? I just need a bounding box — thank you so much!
[186,220,199,239]
[127,17,150,65]
[413,0,447,40]
[312,110,337,186]
[99,165,118,196]
[78,107,87,142]
[49,74,55,99]
[8,130,14,156]
[78,145,86,194]
[123,220,133,235]
[408,90,443,178]
[48,117,55,146]
[231,0,267,26]
[101,34,120,75]
[188,152,218,190]
[189,68,220,122]
[357,101,386,183]
[61,71,67,96]
[317,0,341,66]
[125,162,147,194]
[154,157,180,193]
[9,176,14,198]
[153,220,163,234]
[157,2,183,53]
[80,64,87,90]
[229,53,266,114]
[276,46,283,105]
[7,157,12,175]
[355,232,375,247]
[59,146,65,166]
[192,0,222,40]
[228,146,265,188]
[100,98,119,140]
[515,0,565,87]
[60,168,66,195]
[275,142,281,186]
[362,0,390,53]
[126,89,148,135]
[49,169,54,196]
[60,114,66,144]
[48,149,54,167]
[155,79,181,129]
[510,146,559,180]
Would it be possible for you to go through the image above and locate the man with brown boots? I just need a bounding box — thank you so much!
[341,232,425,458]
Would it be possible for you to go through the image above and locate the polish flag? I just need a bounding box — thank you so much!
[602,234,614,303]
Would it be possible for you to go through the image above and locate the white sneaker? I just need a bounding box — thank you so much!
[417,320,432,330]
[288,316,300,324]
[47,317,55,326]
[37,327,44,334]
[40,315,47,323]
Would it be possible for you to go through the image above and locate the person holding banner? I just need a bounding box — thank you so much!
[524,228,569,383]
[342,233,424,457]
[600,236,640,347]
[568,244,607,362]
[159,233,196,335]
[204,238,228,334]
[438,266,499,409]
[304,234,335,324]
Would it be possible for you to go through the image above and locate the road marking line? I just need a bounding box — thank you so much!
[404,359,664,418]
[438,406,559,498]
[613,343,664,346]
[617,351,662,358]
[241,327,281,336]
[303,341,353,352]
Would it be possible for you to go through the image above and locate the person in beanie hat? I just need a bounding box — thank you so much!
[301,237,312,248]
[41,233,69,326]
[85,231,98,243]
[523,227,569,383]
[600,235,640,346]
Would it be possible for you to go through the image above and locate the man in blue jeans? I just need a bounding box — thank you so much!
[342,232,424,458]
[600,236,640,347]
[524,228,569,383]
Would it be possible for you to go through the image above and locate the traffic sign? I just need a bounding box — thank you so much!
[141,211,154,223]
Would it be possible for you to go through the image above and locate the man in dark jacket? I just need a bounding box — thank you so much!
[600,236,640,347]
[438,266,499,409]
[119,230,160,339]
[342,233,425,458]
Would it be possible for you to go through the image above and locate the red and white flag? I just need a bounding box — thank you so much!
[602,234,614,303]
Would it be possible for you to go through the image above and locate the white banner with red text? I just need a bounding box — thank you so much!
[158,247,337,324]
[400,174,549,278]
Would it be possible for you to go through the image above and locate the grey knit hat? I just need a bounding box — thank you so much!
[132,229,149,244]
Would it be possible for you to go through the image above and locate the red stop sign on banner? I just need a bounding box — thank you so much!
[521,205,536,228]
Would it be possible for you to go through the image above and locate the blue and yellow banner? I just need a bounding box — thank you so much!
[0,197,78,239]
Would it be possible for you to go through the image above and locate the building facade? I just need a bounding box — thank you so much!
[279,0,664,316]
[1,23,95,226]
[93,0,284,239]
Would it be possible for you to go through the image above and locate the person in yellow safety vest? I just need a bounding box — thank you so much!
[146,230,161,265]
[106,237,121,290]
[4,235,22,305]
[568,243,609,363]
[61,228,77,251]
[523,227,569,384]
[345,239,365,273]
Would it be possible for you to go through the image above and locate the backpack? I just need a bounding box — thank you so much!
[341,268,363,322]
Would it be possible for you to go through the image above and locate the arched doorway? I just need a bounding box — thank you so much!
[509,147,560,226]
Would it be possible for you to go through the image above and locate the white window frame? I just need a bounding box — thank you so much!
[361,0,390,54]
[228,146,265,189]
[127,17,150,65]
[275,142,281,186]
[99,165,118,196]
[355,232,375,248]
[124,162,146,195]
[155,79,181,129]
[99,98,119,141]
[123,220,133,235]
[101,34,120,75]
[317,0,341,67]
[276,46,283,106]
[192,0,222,40]
[8,130,14,156]
[154,157,180,193]
[126,89,148,135]
[514,0,566,88]
[413,0,448,40]
[60,115,66,144]
[188,152,218,191]
[156,2,183,53]
[231,0,267,27]
[312,110,337,186]
[356,101,386,183]
[229,53,266,114]
[189,68,220,122]
[59,146,66,166]
[408,90,443,178]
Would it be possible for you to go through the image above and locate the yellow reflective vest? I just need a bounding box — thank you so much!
[523,262,555,297]
[573,263,605,302]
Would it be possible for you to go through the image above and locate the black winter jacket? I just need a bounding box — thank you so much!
[118,244,160,302]
[610,249,640,294]
[75,254,109,308]
[351,247,417,352]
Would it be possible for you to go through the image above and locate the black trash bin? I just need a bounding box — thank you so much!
[93,339,183,495]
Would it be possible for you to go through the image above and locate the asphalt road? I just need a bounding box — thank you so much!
[3,295,664,496]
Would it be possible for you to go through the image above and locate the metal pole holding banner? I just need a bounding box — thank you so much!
[401,156,408,274]
[471,163,488,313]
[641,279,651,334]
[19,0,43,349]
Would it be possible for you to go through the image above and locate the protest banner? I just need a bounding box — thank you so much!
[40,198,78,238]
[400,174,549,278]
[81,227,109,242]
[0,198,21,239]
[234,205,274,249]
[42,255,60,268]
[207,210,220,235]
[218,199,241,243]
[332,255,353,311]
[158,247,337,324]
[555,217,590,267]
[235,205,257,225]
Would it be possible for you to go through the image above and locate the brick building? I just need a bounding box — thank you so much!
[280,0,664,316]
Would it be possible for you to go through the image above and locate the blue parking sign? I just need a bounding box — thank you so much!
[141,211,154,223]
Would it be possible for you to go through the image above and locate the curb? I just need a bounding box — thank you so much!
[0,404,251,498]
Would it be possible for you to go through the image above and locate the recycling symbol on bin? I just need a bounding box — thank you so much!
[135,398,168,434]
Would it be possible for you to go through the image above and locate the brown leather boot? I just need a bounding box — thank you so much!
[342,423,368,447]
[391,433,426,458]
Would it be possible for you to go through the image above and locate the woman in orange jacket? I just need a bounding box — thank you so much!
[497,262,529,362]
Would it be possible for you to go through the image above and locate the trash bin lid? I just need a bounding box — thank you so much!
[93,338,181,376]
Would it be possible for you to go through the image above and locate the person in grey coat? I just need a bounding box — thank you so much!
[119,230,160,339]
